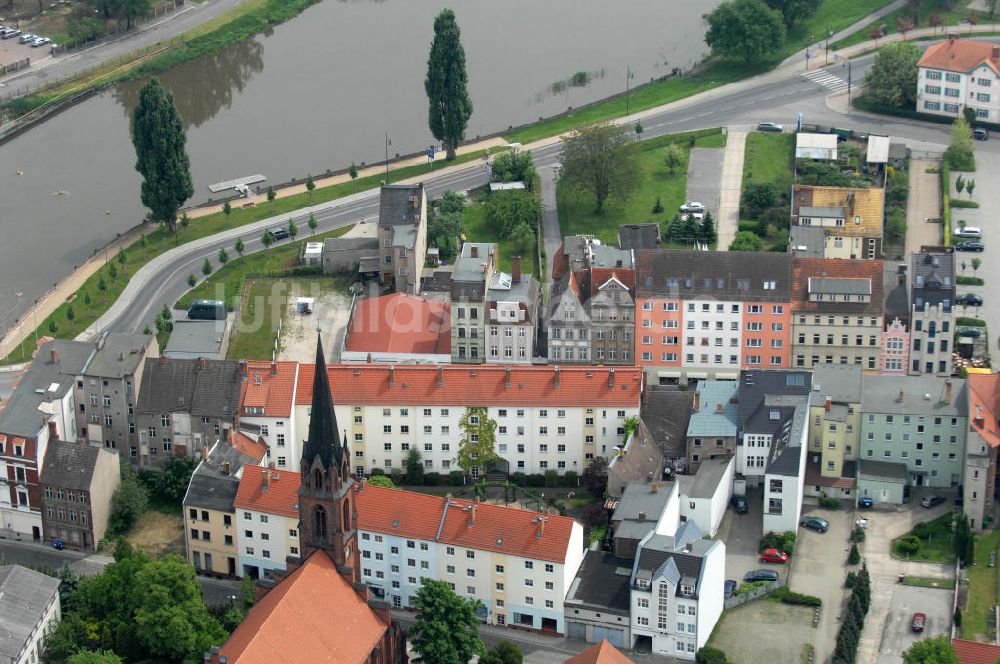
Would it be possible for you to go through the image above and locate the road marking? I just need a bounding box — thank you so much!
[802,69,849,92]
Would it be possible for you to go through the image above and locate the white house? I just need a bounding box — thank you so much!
[678,457,734,538]
[355,483,585,633]
[629,530,726,660]
[0,565,61,664]
[234,465,301,580]
[237,361,300,471]
[762,403,810,535]
[916,36,1000,122]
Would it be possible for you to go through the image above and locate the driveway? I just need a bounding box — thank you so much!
[685,147,724,221]
[716,487,789,585]
[878,585,953,663]
[904,159,942,255]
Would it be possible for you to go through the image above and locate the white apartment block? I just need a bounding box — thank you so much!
[917,37,1000,122]
[683,300,745,375]
[234,466,301,580]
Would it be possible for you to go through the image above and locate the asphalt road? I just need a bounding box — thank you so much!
[91,47,1000,338]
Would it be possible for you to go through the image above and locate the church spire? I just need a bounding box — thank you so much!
[301,336,342,471]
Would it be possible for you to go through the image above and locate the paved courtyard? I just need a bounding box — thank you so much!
[877,585,953,664]
[685,147,724,221]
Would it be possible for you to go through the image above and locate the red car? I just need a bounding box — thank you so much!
[911,613,926,632]
[759,548,788,564]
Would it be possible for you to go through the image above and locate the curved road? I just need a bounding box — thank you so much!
[88,48,997,338]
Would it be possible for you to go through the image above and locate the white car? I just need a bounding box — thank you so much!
[31,37,49,47]
[679,201,705,214]
[19,33,35,44]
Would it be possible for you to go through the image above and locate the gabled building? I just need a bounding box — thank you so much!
[40,440,120,551]
[566,640,635,664]
[789,185,884,260]
[0,565,61,664]
[377,183,427,295]
[237,361,300,471]
[685,381,738,474]
[791,258,885,371]
[547,272,592,364]
[677,457,734,537]
[450,242,496,363]
[235,465,302,580]
[640,389,694,474]
[880,260,910,375]
[610,481,679,560]
[762,401,809,535]
[964,372,1000,531]
[486,257,541,365]
[806,365,863,498]
[908,251,955,376]
[607,421,664,501]
[917,36,1000,121]
[734,370,812,488]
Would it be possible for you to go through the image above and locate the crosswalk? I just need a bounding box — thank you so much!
[802,69,849,93]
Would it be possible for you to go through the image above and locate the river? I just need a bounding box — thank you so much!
[0,0,720,325]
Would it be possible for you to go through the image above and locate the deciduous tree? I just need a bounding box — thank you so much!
[67,650,123,664]
[663,143,687,174]
[946,115,976,171]
[485,190,540,239]
[729,230,764,251]
[425,9,473,160]
[405,448,425,485]
[902,636,960,664]
[704,0,786,61]
[582,456,609,495]
[864,42,921,110]
[560,122,639,213]
[235,237,245,262]
[763,0,815,28]
[409,579,485,664]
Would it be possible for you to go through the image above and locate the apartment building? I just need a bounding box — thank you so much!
[355,483,584,632]
[547,272,592,364]
[880,259,911,375]
[806,365,863,498]
[293,364,642,478]
[685,381,738,474]
[40,441,119,551]
[0,566,61,664]
[451,242,495,363]
[235,465,302,580]
[735,370,812,488]
[909,251,955,376]
[791,258,885,370]
[789,185,884,260]
[761,403,809,536]
[183,435,266,578]
[916,36,1000,122]
[485,257,541,365]
[964,372,1000,531]
[237,361,300,471]
[377,184,427,295]
[635,250,793,384]
[859,376,966,501]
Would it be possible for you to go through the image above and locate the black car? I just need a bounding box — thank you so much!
[974,127,989,141]
[724,580,737,599]
[958,327,983,339]
[269,226,290,240]
[921,494,946,508]
[957,293,984,307]
[800,515,830,532]
[744,569,779,583]
[731,495,749,514]
[956,241,985,252]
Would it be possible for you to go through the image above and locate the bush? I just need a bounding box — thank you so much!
[760,531,795,556]
[851,525,866,543]
[912,522,932,539]
[819,496,842,509]
[848,543,861,565]
[773,587,822,607]
[957,276,984,286]
[950,199,980,208]
[897,535,921,556]
[423,472,441,486]
[563,470,578,488]
[543,470,560,488]
[511,472,526,487]
[448,470,465,486]
[582,502,607,527]
[526,473,546,488]
[956,317,986,327]
[695,647,730,664]
[845,571,857,588]
[370,468,384,476]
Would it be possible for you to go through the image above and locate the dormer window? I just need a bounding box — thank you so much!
[680,584,694,596]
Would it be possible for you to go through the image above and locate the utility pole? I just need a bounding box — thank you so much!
[384,133,391,183]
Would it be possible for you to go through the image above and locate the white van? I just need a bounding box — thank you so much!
[955,226,982,238]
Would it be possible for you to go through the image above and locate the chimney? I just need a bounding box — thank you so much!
[944,379,953,405]
[270,361,278,376]
[437,365,444,387]
[197,356,207,369]
[715,403,723,413]
[693,390,701,412]
[227,428,234,444]
[239,359,248,377]
[534,514,546,539]
[505,366,512,389]
[651,482,659,493]
[825,397,832,411]
[201,446,209,462]
[466,504,477,528]
[638,509,647,520]
[608,367,616,388]
[46,420,57,439]
[262,465,271,491]
[389,365,396,387]
[512,256,522,284]
[553,366,560,388]
[471,245,479,258]
[897,390,904,403]
[49,347,58,364]
[222,462,231,476]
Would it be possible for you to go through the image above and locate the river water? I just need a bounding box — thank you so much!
[0,0,719,324]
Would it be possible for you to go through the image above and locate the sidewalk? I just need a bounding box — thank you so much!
[716,129,748,250]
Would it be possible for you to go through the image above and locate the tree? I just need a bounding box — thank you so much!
[160,304,172,321]
[67,305,76,322]
[485,190,540,239]
[235,237,245,262]
[222,200,232,219]
[457,407,498,476]
[83,291,93,307]
[509,224,535,257]
[425,9,473,160]
[202,258,212,276]
[97,276,108,300]
[972,257,982,275]
[58,562,79,611]
[864,42,921,110]
[929,13,943,32]
[729,230,763,251]
[902,636,960,664]
[742,182,777,216]
[560,122,639,213]
[349,162,359,193]
[663,143,687,174]
[266,186,276,211]
[956,174,965,195]
[848,542,861,564]
[967,179,976,197]
[696,647,731,664]
[368,474,397,488]
[887,207,906,238]
[897,16,915,39]
[130,79,193,233]
[108,263,118,281]
[110,470,147,534]
[187,273,197,287]
[218,247,229,265]
[287,219,298,243]
[308,213,318,236]
[964,105,978,128]
[946,115,976,171]
[490,150,536,183]
[763,0,815,28]
[700,213,718,245]
[67,651,124,664]
[634,120,644,141]
[117,247,127,264]
[582,456,609,495]
[305,174,315,202]
[262,229,274,253]
[405,448,425,486]
[409,579,485,664]
[480,641,523,664]
[704,0,786,62]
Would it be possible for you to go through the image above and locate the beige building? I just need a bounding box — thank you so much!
[40,441,120,551]
[378,184,428,295]
[806,365,863,498]
[790,185,884,260]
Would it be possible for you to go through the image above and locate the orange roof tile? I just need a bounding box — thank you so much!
[234,466,300,519]
[793,185,884,238]
[565,640,635,664]
[968,373,1000,448]
[219,550,388,664]
[953,638,1000,664]
[231,431,267,463]
[355,484,579,563]
[791,257,884,315]
[295,364,643,407]
[918,37,1000,75]
[346,293,451,356]
[239,361,298,417]
[591,267,635,294]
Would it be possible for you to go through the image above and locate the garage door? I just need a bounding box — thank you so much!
[567,621,587,640]
[593,626,624,648]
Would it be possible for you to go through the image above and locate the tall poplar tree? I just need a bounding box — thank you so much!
[425,9,473,160]
[131,79,193,233]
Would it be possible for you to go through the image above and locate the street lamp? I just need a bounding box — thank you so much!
[227,594,237,608]
[625,66,635,116]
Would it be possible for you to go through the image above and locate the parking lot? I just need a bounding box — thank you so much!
[684,147,724,223]
[877,585,953,663]
[717,487,791,586]
[0,29,51,68]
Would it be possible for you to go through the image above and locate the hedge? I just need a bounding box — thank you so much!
[853,95,1000,133]
[772,587,822,607]
[957,276,984,286]
[957,317,987,327]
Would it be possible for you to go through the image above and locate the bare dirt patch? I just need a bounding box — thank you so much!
[709,600,815,664]
[126,509,183,558]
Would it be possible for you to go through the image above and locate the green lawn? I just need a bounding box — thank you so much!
[832,0,975,50]
[962,529,1000,640]
[743,132,795,194]
[901,575,956,589]
[892,513,958,563]
[462,203,538,278]
[556,130,724,245]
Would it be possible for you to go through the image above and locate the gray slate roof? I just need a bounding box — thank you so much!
[608,421,664,497]
[635,249,791,302]
[378,184,423,226]
[683,457,731,499]
[883,261,910,318]
[911,251,955,308]
[0,340,93,438]
[0,565,60,661]
[642,389,695,460]
[136,357,242,417]
[812,364,863,403]
[799,206,845,218]
[453,243,495,283]
[184,440,258,512]
[618,223,660,251]
[83,333,154,379]
[634,534,715,598]
[737,370,812,429]
[861,375,967,417]
[612,482,672,524]
[41,441,107,490]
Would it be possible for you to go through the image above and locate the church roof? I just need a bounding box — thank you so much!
[301,338,343,470]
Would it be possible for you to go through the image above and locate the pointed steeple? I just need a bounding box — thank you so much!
[301,336,342,470]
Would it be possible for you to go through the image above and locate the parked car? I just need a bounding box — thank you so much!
[956,241,985,252]
[757,121,784,133]
[19,33,36,43]
[958,327,982,339]
[2,28,21,39]
[744,569,779,582]
[269,226,290,240]
[974,127,989,141]
[731,495,748,514]
[759,548,789,564]
[800,516,830,533]
[724,580,737,599]
[954,226,982,238]
[679,201,705,214]
[858,497,874,509]
[31,37,49,47]
[957,293,983,307]
[911,612,926,632]
[921,494,946,508]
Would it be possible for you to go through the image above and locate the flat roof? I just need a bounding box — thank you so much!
[867,135,890,163]
[163,320,226,360]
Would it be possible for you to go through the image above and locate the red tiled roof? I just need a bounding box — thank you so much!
[792,258,885,315]
[295,364,643,408]
[234,466,300,519]
[345,293,451,356]
[953,638,1000,664]
[239,361,298,417]
[918,37,1000,75]
[591,268,634,295]
[355,484,579,563]
[968,373,1000,448]
[231,431,267,463]
[565,640,635,664]
[219,549,388,664]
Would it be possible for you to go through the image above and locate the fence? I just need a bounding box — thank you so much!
[57,2,185,54]
[723,579,786,610]
[0,58,29,77]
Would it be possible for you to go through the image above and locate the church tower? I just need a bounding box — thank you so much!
[298,336,359,584]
